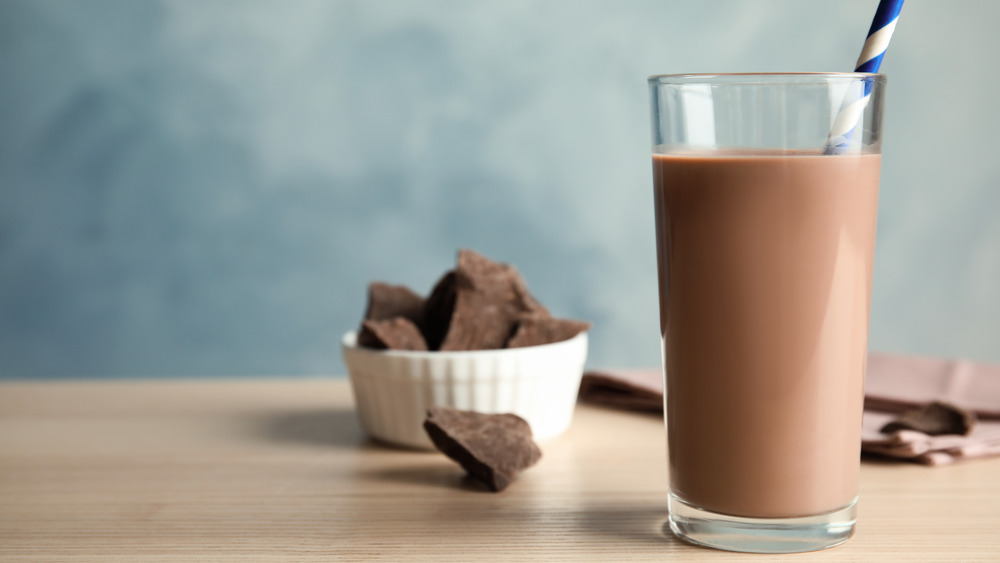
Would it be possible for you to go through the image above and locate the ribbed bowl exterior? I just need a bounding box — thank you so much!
[342,332,588,449]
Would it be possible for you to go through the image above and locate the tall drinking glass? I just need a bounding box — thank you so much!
[649,73,885,553]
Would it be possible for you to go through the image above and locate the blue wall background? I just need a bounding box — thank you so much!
[2,0,999,378]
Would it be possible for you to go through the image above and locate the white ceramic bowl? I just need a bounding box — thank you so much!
[342,331,588,449]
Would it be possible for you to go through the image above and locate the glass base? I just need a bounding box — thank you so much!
[668,494,857,554]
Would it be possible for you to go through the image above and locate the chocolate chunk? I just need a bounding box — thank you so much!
[437,249,550,351]
[423,407,542,492]
[880,401,978,436]
[356,249,590,353]
[363,282,425,325]
[454,249,547,315]
[421,271,458,351]
[357,317,428,351]
[506,316,591,348]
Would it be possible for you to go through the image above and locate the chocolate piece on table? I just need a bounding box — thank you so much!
[438,249,550,351]
[880,401,978,436]
[357,317,428,351]
[506,316,591,348]
[423,407,542,492]
[421,271,458,351]
[363,282,425,325]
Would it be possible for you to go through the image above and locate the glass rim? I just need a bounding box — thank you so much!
[648,72,885,85]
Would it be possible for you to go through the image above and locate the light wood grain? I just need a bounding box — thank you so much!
[1,379,998,561]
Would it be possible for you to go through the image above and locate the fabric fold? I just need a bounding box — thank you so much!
[578,353,1000,466]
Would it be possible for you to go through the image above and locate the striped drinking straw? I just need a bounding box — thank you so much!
[854,0,905,74]
[826,0,905,152]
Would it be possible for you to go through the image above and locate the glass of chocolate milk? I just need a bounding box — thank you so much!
[649,73,885,553]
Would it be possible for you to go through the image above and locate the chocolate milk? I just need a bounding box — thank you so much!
[653,150,880,518]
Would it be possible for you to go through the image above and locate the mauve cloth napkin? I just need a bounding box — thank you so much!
[579,354,1000,466]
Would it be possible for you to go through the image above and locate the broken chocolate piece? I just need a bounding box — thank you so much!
[506,316,591,348]
[363,282,425,325]
[422,271,458,351]
[880,401,978,436]
[357,317,428,351]
[455,249,549,316]
[423,406,542,492]
[438,249,550,351]
[356,249,590,352]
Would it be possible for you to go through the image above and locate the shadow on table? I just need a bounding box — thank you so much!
[363,465,490,491]
[262,408,371,449]
[576,503,679,546]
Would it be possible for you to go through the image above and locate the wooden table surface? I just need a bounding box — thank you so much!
[1,379,998,561]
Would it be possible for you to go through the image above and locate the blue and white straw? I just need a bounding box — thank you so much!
[827,0,905,151]
[855,0,905,74]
